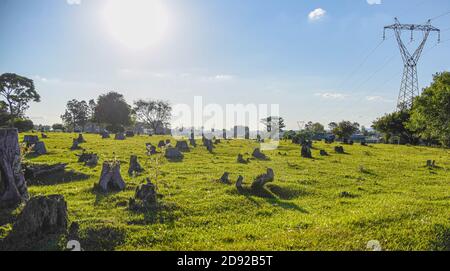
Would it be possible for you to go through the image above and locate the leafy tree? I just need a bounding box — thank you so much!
[372,110,417,144]
[328,122,338,131]
[94,92,132,133]
[0,73,40,122]
[61,99,89,132]
[0,101,12,126]
[88,99,97,122]
[133,99,172,134]
[261,116,286,132]
[407,72,450,147]
[305,122,325,134]
[331,121,360,141]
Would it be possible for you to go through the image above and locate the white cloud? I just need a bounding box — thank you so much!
[315,92,348,99]
[66,0,81,5]
[308,8,327,22]
[367,0,382,5]
[33,75,61,84]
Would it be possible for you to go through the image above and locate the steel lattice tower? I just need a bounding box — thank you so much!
[384,18,440,110]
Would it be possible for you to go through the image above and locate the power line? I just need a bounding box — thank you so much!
[429,11,450,21]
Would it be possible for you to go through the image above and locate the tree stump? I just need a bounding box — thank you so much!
[128,155,144,176]
[301,145,312,158]
[158,140,166,148]
[41,133,48,139]
[6,195,68,241]
[0,129,29,207]
[189,138,197,147]
[426,160,436,168]
[335,146,345,154]
[33,141,47,155]
[23,135,39,146]
[85,154,99,167]
[70,138,81,150]
[165,147,184,161]
[101,132,110,139]
[97,161,126,192]
[204,139,214,153]
[165,139,171,145]
[129,178,158,210]
[237,154,249,164]
[76,133,86,143]
[217,172,231,185]
[320,150,328,156]
[214,139,221,144]
[251,168,274,191]
[126,131,135,137]
[252,148,268,160]
[175,141,190,152]
[115,133,126,140]
[236,176,244,193]
[146,143,157,155]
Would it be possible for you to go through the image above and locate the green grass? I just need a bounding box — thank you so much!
[1,132,449,251]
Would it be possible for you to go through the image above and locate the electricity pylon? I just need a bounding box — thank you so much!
[384,18,440,110]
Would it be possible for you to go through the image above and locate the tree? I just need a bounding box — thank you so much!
[0,73,40,123]
[133,99,172,134]
[52,123,65,131]
[372,110,418,144]
[331,121,360,141]
[0,101,12,127]
[261,116,286,132]
[94,92,132,133]
[61,99,89,132]
[407,72,450,147]
[305,122,325,134]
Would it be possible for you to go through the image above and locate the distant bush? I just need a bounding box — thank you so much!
[13,118,34,132]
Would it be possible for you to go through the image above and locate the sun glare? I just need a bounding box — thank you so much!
[102,0,170,50]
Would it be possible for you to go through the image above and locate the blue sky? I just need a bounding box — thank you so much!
[0,0,449,129]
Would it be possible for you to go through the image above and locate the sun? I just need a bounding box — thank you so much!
[102,0,170,50]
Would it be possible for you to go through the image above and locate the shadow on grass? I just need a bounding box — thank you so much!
[25,169,91,186]
[79,225,126,251]
[236,187,309,213]
[128,202,179,226]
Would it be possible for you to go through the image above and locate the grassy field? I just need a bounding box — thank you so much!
[1,132,449,251]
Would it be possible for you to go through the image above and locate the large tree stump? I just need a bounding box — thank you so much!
[23,135,39,146]
[0,128,29,207]
[320,150,329,156]
[175,141,190,152]
[41,133,48,139]
[128,155,144,176]
[126,131,135,137]
[236,175,244,193]
[97,161,126,192]
[7,195,68,241]
[23,163,67,179]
